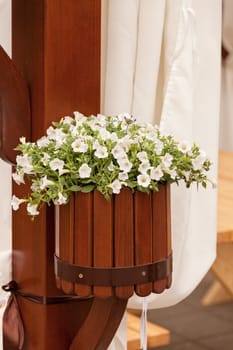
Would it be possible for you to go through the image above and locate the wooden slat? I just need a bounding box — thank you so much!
[93,190,113,297]
[114,189,134,299]
[55,205,61,289]
[74,192,93,297]
[59,195,75,294]
[152,184,172,293]
[134,191,152,296]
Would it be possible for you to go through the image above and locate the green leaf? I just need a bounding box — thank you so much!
[81,184,95,193]
[68,185,81,192]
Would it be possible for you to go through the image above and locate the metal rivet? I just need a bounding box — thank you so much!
[141,271,147,277]
[78,273,84,279]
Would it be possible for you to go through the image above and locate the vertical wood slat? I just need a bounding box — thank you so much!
[134,192,153,296]
[55,205,61,289]
[59,195,75,294]
[114,189,134,299]
[152,184,172,293]
[93,190,113,297]
[165,185,172,288]
[74,192,93,297]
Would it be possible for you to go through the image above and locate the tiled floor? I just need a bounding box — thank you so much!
[148,272,233,350]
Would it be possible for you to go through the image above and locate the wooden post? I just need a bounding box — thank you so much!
[10,1,126,349]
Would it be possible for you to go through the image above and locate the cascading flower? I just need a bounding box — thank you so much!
[11,112,214,216]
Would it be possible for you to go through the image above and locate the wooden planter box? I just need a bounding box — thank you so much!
[54,184,172,299]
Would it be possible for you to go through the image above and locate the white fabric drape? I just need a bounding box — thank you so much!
[102,1,221,348]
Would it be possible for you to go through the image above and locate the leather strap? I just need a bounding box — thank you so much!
[54,254,172,287]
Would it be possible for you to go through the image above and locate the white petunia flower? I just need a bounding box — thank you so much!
[63,116,74,124]
[42,153,50,165]
[37,136,50,148]
[167,168,177,180]
[94,146,108,158]
[118,172,128,181]
[55,192,67,205]
[138,162,150,175]
[49,158,64,174]
[150,166,163,181]
[16,155,34,174]
[19,136,26,144]
[71,139,88,153]
[79,163,91,178]
[161,153,173,168]
[109,179,122,194]
[112,145,126,160]
[40,176,54,190]
[118,158,132,173]
[178,140,192,153]
[137,151,148,163]
[31,182,40,192]
[154,140,164,155]
[108,162,115,171]
[192,155,205,171]
[12,172,25,185]
[137,174,151,188]
[73,111,84,120]
[27,203,39,216]
[11,195,25,211]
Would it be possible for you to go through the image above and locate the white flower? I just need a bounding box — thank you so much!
[73,111,84,120]
[11,195,25,211]
[16,155,34,174]
[98,128,110,141]
[94,146,108,158]
[79,163,91,178]
[112,145,126,160]
[42,153,50,165]
[154,140,163,155]
[19,136,26,144]
[63,116,74,124]
[40,176,54,190]
[49,158,64,174]
[137,174,151,188]
[192,154,206,171]
[108,162,115,171]
[12,172,25,185]
[109,179,122,194]
[37,136,50,148]
[55,192,67,205]
[71,140,88,153]
[138,162,150,174]
[178,140,192,153]
[137,151,148,163]
[150,166,163,181]
[167,168,177,180]
[118,158,132,173]
[31,182,40,192]
[118,172,128,181]
[27,203,39,216]
[162,153,173,168]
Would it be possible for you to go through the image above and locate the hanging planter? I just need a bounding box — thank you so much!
[11,112,213,298]
[54,185,171,298]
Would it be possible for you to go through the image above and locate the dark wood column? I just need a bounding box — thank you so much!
[11,1,126,349]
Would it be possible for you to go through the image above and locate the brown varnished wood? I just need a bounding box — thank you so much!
[59,196,75,294]
[11,1,121,349]
[93,190,113,297]
[70,297,127,350]
[0,45,31,164]
[114,189,134,298]
[134,192,153,296]
[74,192,93,297]
[152,184,172,293]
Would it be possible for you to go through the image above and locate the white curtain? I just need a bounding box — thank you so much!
[102,1,221,348]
